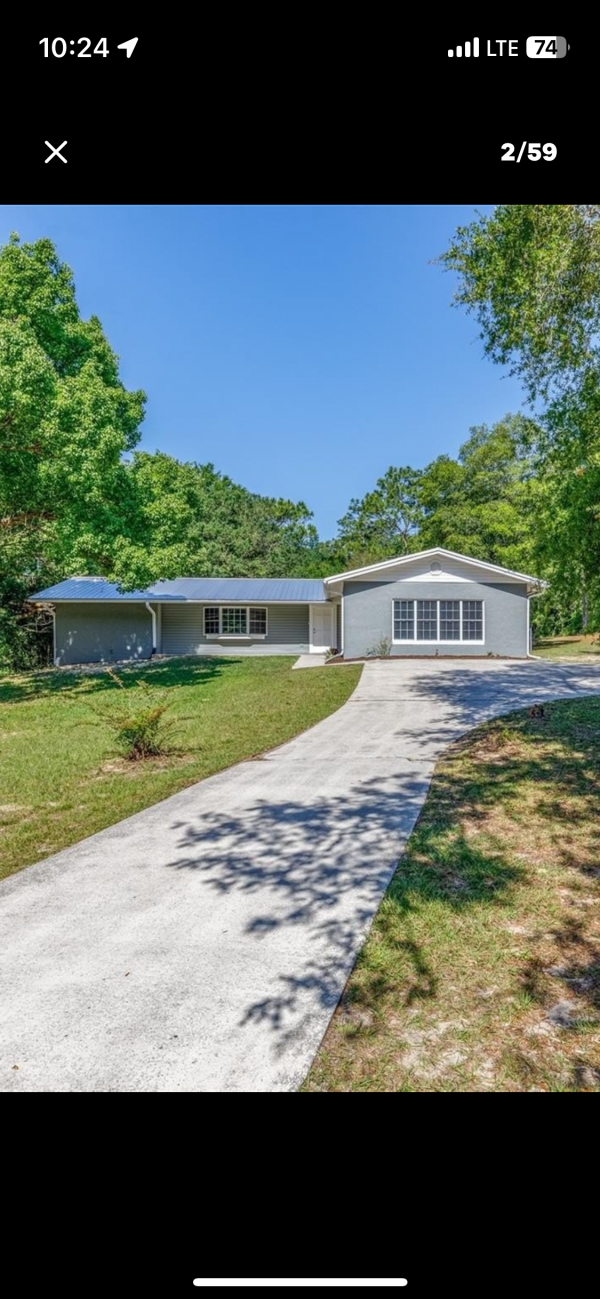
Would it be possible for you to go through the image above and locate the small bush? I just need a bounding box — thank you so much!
[89,668,177,760]
[366,636,391,657]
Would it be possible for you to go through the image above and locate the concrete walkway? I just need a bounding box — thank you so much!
[292,653,326,669]
[2,657,600,1093]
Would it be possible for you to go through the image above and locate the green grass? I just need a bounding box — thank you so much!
[533,634,600,659]
[0,656,361,882]
[304,697,600,1093]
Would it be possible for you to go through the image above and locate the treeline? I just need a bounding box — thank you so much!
[1,212,599,670]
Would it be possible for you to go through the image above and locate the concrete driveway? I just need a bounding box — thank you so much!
[2,657,600,1092]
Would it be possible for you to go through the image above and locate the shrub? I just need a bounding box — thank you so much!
[0,601,53,673]
[89,668,177,760]
[366,636,391,657]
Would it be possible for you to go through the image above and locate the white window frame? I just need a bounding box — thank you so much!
[391,598,485,645]
[204,606,268,639]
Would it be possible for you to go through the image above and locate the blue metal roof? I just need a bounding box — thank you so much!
[29,576,329,603]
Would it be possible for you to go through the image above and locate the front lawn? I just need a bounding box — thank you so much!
[534,634,600,660]
[0,656,361,882]
[304,697,600,1093]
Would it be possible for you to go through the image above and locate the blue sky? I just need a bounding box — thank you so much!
[0,204,523,537]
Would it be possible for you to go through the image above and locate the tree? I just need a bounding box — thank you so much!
[0,234,145,667]
[441,205,600,631]
[440,204,600,402]
[418,415,536,574]
[335,466,422,567]
[331,417,537,576]
[111,452,320,589]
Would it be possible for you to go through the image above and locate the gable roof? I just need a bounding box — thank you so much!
[29,577,329,604]
[323,547,546,589]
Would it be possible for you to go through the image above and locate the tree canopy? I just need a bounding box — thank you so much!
[440,204,600,630]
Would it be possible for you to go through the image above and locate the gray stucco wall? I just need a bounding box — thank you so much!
[54,603,153,666]
[161,603,310,657]
[342,580,529,658]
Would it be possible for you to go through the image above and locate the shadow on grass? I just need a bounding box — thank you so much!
[159,696,600,1041]
[352,701,600,1028]
[535,638,586,648]
[0,655,241,705]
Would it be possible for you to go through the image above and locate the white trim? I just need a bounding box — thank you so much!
[324,546,546,589]
[32,598,328,607]
[203,605,269,638]
[391,597,485,645]
[52,607,57,666]
[156,604,162,653]
[309,602,334,653]
[341,594,344,654]
[526,594,534,657]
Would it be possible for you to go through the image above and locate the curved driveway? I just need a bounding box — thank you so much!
[2,657,600,1092]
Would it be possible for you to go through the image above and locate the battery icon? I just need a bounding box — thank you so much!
[526,36,569,57]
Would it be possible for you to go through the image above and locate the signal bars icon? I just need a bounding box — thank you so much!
[448,38,480,57]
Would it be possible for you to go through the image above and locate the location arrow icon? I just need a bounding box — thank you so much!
[117,38,139,57]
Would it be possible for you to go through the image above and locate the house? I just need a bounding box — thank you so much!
[29,549,545,666]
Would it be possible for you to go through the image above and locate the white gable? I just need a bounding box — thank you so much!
[324,547,545,591]
[363,556,514,583]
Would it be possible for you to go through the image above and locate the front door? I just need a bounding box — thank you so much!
[310,605,332,652]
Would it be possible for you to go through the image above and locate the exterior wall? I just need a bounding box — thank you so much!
[342,579,529,658]
[161,603,310,657]
[335,602,342,652]
[54,603,153,666]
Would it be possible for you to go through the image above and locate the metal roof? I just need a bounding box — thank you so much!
[29,576,329,603]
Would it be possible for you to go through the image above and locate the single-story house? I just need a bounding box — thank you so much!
[29,548,546,666]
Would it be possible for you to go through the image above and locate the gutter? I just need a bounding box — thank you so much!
[145,602,158,654]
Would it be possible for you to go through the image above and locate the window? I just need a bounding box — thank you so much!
[393,600,414,640]
[462,600,483,640]
[439,600,460,641]
[392,599,484,643]
[204,606,268,637]
[249,607,267,635]
[204,607,220,635]
[417,599,438,640]
[222,607,248,635]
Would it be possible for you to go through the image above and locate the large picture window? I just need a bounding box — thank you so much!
[204,606,268,637]
[392,599,484,644]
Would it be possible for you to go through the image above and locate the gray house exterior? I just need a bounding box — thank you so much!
[30,550,545,666]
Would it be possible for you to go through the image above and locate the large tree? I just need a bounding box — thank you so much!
[440,204,600,402]
[331,417,536,576]
[334,466,422,567]
[0,234,145,666]
[440,204,600,629]
[113,452,320,588]
[418,415,536,574]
